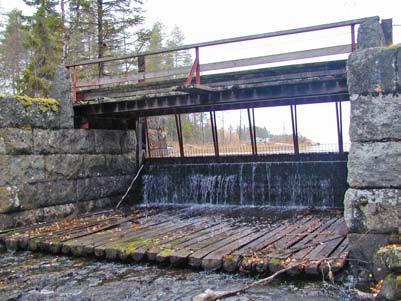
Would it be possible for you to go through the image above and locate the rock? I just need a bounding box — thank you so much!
[350,94,401,142]
[357,18,385,49]
[18,180,78,210]
[45,154,84,180]
[94,130,123,154]
[50,65,74,129]
[376,246,401,273]
[6,155,45,184]
[348,233,389,269]
[378,273,401,300]
[76,175,132,201]
[344,188,401,233]
[348,142,401,188]
[121,130,137,153]
[33,129,95,154]
[0,186,21,213]
[0,98,60,129]
[0,128,33,155]
[347,47,398,95]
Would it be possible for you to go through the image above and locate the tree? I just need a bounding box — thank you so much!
[20,0,63,96]
[0,9,28,94]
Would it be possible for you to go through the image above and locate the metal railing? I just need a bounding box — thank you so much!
[66,17,378,102]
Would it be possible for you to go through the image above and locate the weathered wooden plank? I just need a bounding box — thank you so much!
[319,237,349,274]
[188,227,257,268]
[63,213,181,256]
[101,216,209,260]
[202,228,272,271]
[77,45,350,89]
[153,221,235,263]
[304,219,347,274]
[169,224,240,266]
[134,217,226,262]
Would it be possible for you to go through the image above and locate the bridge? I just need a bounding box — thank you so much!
[66,16,395,161]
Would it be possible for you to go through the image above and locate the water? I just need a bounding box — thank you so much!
[0,251,357,301]
[142,161,347,208]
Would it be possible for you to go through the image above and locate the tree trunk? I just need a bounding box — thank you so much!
[97,0,104,77]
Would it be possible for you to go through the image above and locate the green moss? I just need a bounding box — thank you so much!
[112,238,150,255]
[158,248,174,257]
[15,95,60,113]
[269,257,283,265]
[357,198,369,207]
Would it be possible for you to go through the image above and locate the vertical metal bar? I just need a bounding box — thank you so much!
[195,47,200,85]
[291,105,299,155]
[71,66,78,102]
[335,101,344,153]
[138,55,146,83]
[144,117,151,158]
[175,114,184,157]
[213,111,219,156]
[210,111,219,157]
[351,24,356,51]
[247,108,255,155]
[252,108,257,155]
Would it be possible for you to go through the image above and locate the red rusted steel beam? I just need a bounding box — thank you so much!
[350,24,356,51]
[195,47,200,85]
[138,55,146,83]
[252,108,257,155]
[185,48,200,86]
[144,117,151,158]
[290,105,299,155]
[71,66,78,102]
[335,101,344,153]
[175,114,184,157]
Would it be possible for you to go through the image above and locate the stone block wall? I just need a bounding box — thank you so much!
[0,97,137,229]
[344,19,401,299]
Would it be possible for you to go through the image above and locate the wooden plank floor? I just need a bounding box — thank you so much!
[0,207,349,275]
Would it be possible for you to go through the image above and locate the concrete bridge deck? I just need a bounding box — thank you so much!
[1,207,349,275]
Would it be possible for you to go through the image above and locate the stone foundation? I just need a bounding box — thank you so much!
[345,18,401,299]
[0,97,137,229]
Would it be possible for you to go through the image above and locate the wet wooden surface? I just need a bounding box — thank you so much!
[0,207,349,275]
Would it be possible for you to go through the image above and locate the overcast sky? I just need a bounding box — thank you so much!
[1,0,400,144]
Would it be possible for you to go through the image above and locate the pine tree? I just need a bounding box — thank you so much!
[20,0,63,97]
[0,9,28,94]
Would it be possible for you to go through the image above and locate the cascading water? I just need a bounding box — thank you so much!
[141,161,347,208]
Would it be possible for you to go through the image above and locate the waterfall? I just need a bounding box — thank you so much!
[141,161,347,208]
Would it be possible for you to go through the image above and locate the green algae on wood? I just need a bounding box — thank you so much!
[112,238,151,255]
[158,248,174,258]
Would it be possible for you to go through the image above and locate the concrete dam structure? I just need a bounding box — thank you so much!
[0,16,400,300]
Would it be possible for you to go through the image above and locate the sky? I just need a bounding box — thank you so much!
[1,0,400,144]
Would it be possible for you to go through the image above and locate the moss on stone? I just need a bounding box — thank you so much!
[112,238,150,255]
[15,95,60,113]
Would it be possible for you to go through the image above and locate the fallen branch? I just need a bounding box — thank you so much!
[192,263,299,301]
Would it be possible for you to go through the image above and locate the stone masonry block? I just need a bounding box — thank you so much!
[18,180,77,210]
[45,154,84,180]
[81,154,107,178]
[347,47,398,95]
[4,155,45,185]
[0,128,33,155]
[121,130,137,153]
[94,130,123,154]
[357,18,385,49]
[76,175,131,201]
[348,142,401,188]
[350,94,401,142]
[0,186,21,213]
[344,188,401,233]
[33,129,95,154]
